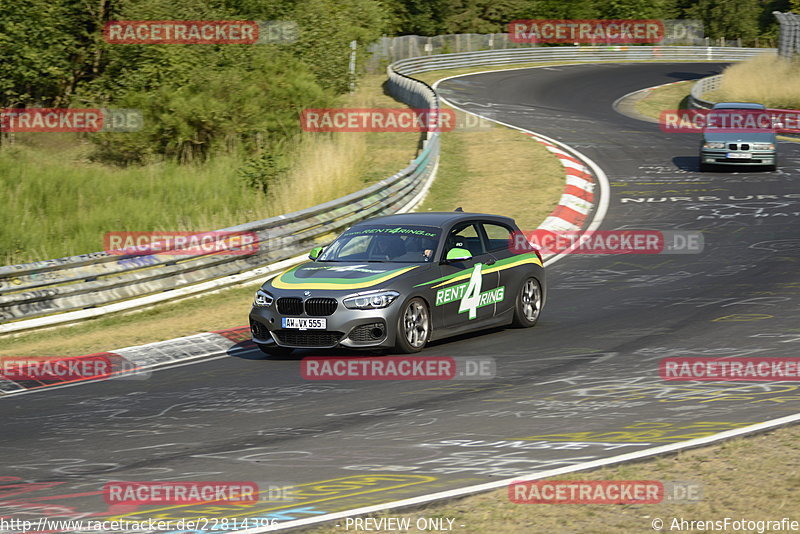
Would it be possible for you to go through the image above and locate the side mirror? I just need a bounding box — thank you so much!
[445,247,472,262]
[309,246,323,260]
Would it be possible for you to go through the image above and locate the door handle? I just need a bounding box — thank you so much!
[484,258,496,266]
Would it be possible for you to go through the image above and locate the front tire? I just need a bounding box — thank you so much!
[395,298,430,353]
[512,277,542,328]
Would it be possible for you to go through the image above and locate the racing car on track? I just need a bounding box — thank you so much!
[249,211,545,355]
[699,102,778,171]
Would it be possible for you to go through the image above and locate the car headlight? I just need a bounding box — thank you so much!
[703,142,725,149]
[253,289,274,307]
[752,143,775,150]
[343,290,400,310]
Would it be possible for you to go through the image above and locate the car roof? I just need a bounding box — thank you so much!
[712,102,766,110]
[352,211,516,228]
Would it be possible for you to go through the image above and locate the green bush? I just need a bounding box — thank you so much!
[89,50,332,164]
[237,139,292,193]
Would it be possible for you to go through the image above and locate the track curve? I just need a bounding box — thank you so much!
[3,63,800,531]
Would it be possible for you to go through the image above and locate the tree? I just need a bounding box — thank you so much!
[687,0,761,40]
[290,0,389,93]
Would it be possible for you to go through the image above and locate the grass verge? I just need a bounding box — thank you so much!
[307,423,800,533]
[705,53,800,109]
[0,75,417,265]
[632,81,694,120]
[625,67,800,143]
[419,108,563,232]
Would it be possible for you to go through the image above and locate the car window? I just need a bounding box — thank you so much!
[482,223,514,252]
[339,235,370,257]
[319,224,440,263]
[445,223,485,257]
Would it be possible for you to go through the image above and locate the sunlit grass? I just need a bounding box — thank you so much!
[0,74,420,265]
[707,52,800,109]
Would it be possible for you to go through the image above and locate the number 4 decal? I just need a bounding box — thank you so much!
[458,263,483,319]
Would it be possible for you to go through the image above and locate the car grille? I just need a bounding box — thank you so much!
[728,143,750,151]
[277,297,337,316]
[274,330,344,347]
[250,319,270,339]
[348,322,386,342]
[277,297,303,315]
[304,298,337,316]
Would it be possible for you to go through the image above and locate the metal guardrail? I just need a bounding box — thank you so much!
[689,74,723,109]
[0,45,769,334]
[390,46,770,75]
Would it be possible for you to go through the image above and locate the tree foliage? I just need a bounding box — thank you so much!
[1,0,386,164]
[386,0,786,40]
[0,0,788,166]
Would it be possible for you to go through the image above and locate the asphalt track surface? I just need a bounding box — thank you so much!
[3,63,800,532]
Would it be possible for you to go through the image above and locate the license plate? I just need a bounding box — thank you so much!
[282,317,326,330]
[727,152,752,159]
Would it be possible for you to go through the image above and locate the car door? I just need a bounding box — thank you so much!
[478,221,520,317]
[436,221,500,332]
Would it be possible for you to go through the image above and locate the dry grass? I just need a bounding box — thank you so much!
[0,75,418,265]
[268,132,369,215]
[706,53,800,109]
[262,73,424,216]
[632,81,694,120]
[307,424,800,534]
[419,108,563,231]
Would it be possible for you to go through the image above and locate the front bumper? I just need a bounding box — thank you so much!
[249,301,400,350]
[700,149,776,166]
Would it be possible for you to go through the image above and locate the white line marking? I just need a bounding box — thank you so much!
[233,412,800,532]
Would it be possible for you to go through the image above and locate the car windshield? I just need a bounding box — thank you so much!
[318,224,441,263]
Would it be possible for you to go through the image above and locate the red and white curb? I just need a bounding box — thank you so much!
[525,133,596,233]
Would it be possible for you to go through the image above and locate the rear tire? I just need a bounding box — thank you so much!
[395,298,430,354]
[512,277,542,328]
[257,344,294,357]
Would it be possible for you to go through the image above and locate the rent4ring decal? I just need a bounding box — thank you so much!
[435,263,504,319]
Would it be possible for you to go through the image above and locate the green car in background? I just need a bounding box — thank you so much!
[250,211,545,355]
[699,102,778,172]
